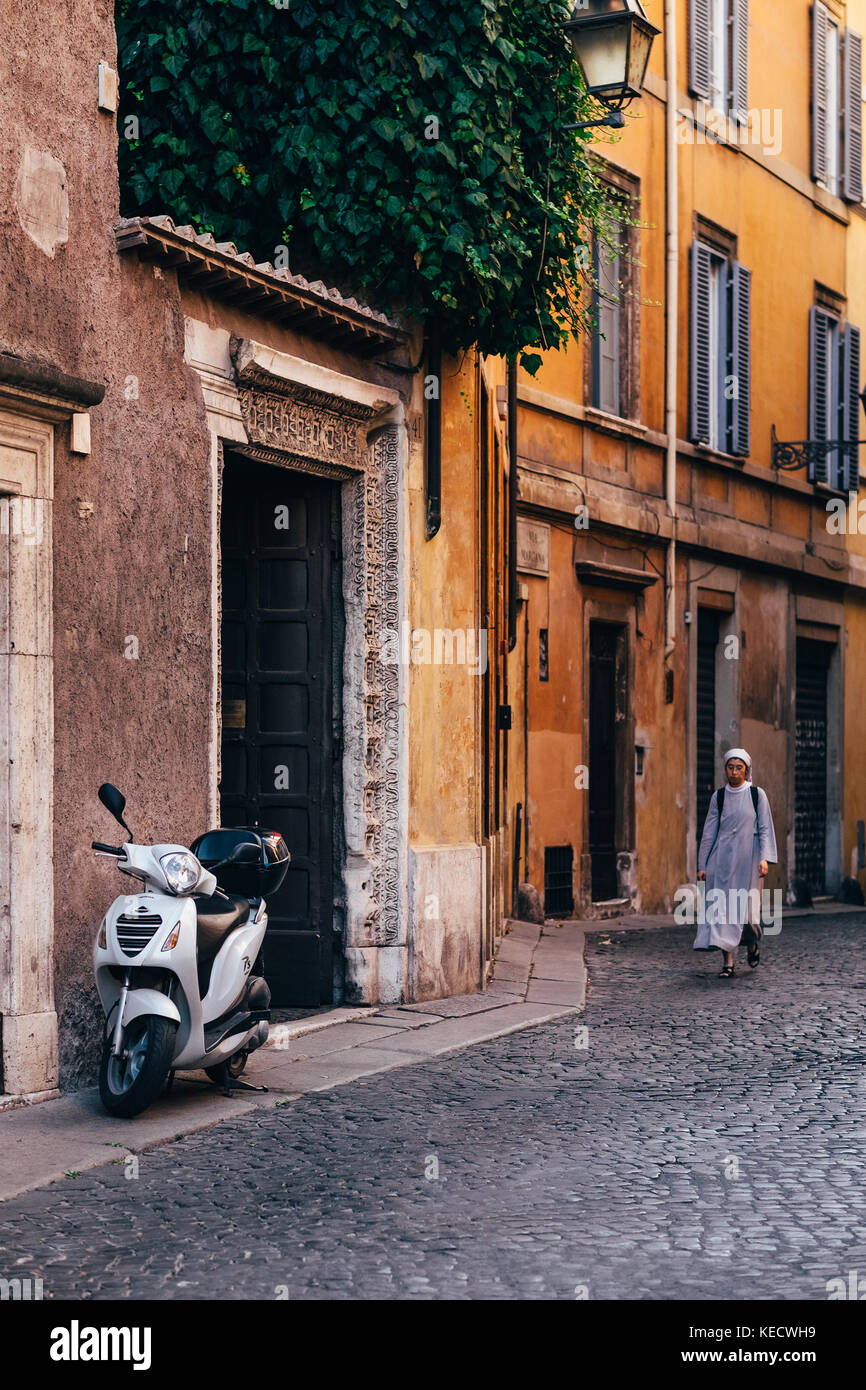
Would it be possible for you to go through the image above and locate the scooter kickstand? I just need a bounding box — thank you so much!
[213,1062,268,1096]
[165,1069,176,1096]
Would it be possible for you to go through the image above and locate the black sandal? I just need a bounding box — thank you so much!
[719,964,735,978]
[748,944,760,968]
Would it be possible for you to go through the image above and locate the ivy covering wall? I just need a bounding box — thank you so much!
[117,0,614,367]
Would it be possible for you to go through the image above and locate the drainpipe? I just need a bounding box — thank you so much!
[664,0,678,665]
[425,328,442,540]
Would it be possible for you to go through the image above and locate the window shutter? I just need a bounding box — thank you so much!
[593,238,622,417]
[689,0,712,100]
[690,242,713,445]
[812,4,830,184]
[843,325,861,492]
[732,0,750,124]
[809,305,831,483]
[843,30,864,203]
[730,262,751,457]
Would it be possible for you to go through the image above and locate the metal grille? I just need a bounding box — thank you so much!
[589,622,619,900]
[544,845,574,917]
[795,639,831,895]
[116,915,162,956]
[696,609,721,839]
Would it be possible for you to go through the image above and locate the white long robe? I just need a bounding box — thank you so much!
[695,782,778,952]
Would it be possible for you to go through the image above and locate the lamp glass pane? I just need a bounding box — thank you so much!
[626,26,654,90]
[574,27,630,95]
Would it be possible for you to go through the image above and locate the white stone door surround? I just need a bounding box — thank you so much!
[184,322,410,1004]
[0,406,58,1099]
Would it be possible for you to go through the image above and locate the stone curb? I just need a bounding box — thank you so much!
[264,1005,381,1050]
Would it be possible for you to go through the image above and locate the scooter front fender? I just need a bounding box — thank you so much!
[122,989,181,1030]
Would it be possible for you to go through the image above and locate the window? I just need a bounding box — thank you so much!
[591,229,623,417]
[539,628,549,682]
[585,170,641,422]
[707,0,729,112]
[689,238,751,457]
[690,0,749,122]
[812,3,863,203]
[808,304,860,491]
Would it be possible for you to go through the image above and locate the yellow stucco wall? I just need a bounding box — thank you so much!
[504,0,863,914]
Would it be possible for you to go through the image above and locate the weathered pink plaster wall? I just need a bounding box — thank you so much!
[1,1,212,1087]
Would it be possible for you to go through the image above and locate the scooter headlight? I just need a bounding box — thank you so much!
[159,851,201,895]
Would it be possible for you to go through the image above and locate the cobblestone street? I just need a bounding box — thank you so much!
[2,914,865,1300]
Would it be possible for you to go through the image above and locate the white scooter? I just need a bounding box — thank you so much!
[92,783,289,1117]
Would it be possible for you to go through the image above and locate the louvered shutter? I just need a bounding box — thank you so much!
[843,325,861,492]
[732,0,750,124]
[809,306,831,483]
[812,3,830,185]
[594,237,622,417]
[690,242,713,445]
[689,0,712,100]
[730,262,751,457]
[843,30,864,203]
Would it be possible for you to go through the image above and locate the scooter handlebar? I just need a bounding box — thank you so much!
[92,841,124,855]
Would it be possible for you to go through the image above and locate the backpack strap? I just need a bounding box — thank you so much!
[718,785,759,816]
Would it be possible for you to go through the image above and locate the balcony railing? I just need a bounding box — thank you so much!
[770,424,861,485]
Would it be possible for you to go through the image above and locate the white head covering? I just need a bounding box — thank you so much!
[724,748,752,780]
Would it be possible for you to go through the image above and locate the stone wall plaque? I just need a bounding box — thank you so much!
[517,518,550,576]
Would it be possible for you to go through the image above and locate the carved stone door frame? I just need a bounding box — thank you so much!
[185,323,409,1004]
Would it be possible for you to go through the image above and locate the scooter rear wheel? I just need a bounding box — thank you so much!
[99,1015,178,1118]
[204,1050,247,1084]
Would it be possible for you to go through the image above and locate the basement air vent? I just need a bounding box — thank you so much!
[544,845,574,916]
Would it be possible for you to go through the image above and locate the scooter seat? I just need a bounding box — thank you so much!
[194,892,250,965]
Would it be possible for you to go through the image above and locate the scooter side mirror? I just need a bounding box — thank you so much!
[98,782,132,836]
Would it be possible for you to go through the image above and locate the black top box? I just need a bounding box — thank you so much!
[190,827,290,899]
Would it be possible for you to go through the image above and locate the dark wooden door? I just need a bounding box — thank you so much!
[220,456,335,1005]
[589,622,619,900]
[795,637,831,896]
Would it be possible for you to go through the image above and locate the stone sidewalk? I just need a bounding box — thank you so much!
[0,918,585,1202]
[3,908,863,1300]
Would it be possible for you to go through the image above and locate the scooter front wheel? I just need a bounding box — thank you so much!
[99,1015,178,1118]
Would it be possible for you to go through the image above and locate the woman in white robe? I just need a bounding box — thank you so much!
[695,749,778,977]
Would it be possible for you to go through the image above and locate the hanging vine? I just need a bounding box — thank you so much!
[117,0,616,369]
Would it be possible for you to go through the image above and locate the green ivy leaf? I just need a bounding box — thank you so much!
[200,104,228,143]
[371,117,397,142]
[214,150,237,176]
[162,168,184,196]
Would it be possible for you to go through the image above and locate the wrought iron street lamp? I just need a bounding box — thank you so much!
[564,0,660,132]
